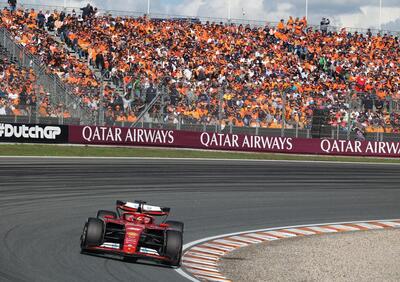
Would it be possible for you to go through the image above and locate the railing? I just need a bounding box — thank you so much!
[0,105,80,125]
[96,119,395,142]
[1,1,398,36]
[131,91,162,128]
[84,84,400,142]
[0,27,96,125]
[1,103,397,142]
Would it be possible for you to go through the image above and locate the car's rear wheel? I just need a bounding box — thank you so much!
[165,230,183,267]
[97,210,117,220]
[165,220,184,233]
[81,218,105,249]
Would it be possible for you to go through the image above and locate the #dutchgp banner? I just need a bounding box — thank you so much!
[0,122,69,143]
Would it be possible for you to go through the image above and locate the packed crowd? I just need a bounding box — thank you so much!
[1,5,399,132]
[0,55,69,118]
[2,10,99,87]
[0,5,150,124]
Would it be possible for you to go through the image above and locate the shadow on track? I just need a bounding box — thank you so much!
[80,250,174,269]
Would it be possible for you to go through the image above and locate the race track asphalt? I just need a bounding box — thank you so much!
[0,158,399,282]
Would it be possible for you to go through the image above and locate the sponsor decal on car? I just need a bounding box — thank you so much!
[100,242,120,249]
[139,247,159,255]
[127,232,138,237]
[126,227,142,231]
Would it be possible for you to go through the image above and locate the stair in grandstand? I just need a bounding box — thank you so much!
[44,30,162,128]
[46,30,124,96]
[0,27,96,125]
[0,45,83,125]
[131,92,162,127]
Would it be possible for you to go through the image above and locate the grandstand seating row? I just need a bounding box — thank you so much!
[0,6,398,133]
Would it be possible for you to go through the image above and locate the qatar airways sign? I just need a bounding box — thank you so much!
[320,139,400,155]
[68,125,400,158]
[69,126,294,152]
[199,132,293,151]
[80,126,174,144]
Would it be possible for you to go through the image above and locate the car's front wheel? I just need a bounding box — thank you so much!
[164,230,183,267]
[165,220,184,233]
[81,217,105,250]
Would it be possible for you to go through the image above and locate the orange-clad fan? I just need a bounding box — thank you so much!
[0,57,69,118]
[0,6,399,132]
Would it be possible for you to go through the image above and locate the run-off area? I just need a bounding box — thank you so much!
[220,229,400,282]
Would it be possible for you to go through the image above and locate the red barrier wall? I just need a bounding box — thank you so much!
[69,125,400,158]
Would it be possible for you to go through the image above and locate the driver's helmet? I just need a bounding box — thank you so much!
[135,215,153,224]
[135,215,145,224]
[124,213,136,222]
[124,213,152,224]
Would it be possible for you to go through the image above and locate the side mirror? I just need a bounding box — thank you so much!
[159,223,168,228]
[103,215,115,219]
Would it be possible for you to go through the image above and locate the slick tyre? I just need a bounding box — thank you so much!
[81,218,105,249]
[165,230,183,267]
[97,210,117,220]
[165,221,184,233]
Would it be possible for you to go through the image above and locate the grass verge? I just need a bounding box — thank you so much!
[1,143,400,163]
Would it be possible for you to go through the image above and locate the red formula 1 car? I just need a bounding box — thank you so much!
[80,200,184,267]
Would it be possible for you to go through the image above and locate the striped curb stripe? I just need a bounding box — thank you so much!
[180,219,400,282]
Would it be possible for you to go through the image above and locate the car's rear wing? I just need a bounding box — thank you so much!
[116,200,170,216]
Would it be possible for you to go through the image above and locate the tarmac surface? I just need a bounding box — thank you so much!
[0,158,399,282]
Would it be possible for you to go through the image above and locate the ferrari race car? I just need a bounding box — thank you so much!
[80,200,184,267]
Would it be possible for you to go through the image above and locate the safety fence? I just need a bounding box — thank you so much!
[1,122,400,158]
[0,27,96,125]
[0,104,80,125]
[1,114,398,142]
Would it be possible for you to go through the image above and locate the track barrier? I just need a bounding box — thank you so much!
[2,122,400,158]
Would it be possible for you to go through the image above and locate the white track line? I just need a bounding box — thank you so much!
[2,155,400,165]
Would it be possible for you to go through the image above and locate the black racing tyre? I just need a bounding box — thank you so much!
[165,230,183,267]
[81,218,104,249]
[97,210,117,220]
[165,221,184,233]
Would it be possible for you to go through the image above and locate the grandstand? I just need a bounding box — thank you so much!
[0,2,399,140]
